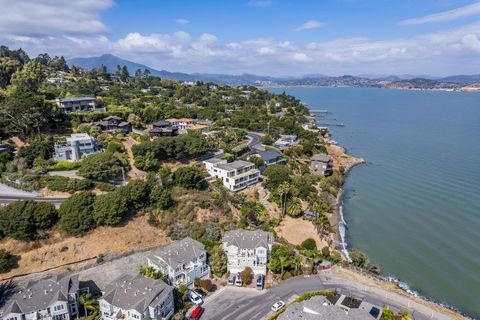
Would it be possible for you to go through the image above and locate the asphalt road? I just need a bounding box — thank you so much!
[201,275,439,320]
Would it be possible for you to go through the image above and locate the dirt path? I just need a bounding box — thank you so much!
[123,137,147,180]
[0,214,170,279]
[10,136,26,148]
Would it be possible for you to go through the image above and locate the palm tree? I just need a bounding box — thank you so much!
[315,214,332,237]
[292,256,303,275]
[276,181,290,216]
[254,203,268,222]
[286,197,303,217]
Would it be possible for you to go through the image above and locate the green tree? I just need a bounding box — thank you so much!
[263,164,291,190]
[58,192,96,236]
[92,192,128,226]
[301,238,317,251]
[0,249,16,273]
[0,57,21,88]
[276,181,290,217]
[150,186,173,210]
[174,166,207,190]
[10,60,46,92]
[248,155,265,168]
[286,197,303,217]
[350,249,368,269]
[106,141,124,153]
[0,89,52,138]
[209,246,227,276]
[139,265,164,280]
[77,152,126,180]
[240,266,253,286]
[268,244,294,274]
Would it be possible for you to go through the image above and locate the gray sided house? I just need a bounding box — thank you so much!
[93,116,132,135]
[147,238,210,288]
[53,134,100,161]
[251,149,286,172]
[222,229,274,275]
[98,274,174,320]
[310,153,333,176]
[55,97,105,114]
[0,275,80,320]
[273,135,299,150]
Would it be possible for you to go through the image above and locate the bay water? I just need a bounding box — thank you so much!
[271,87,480,318]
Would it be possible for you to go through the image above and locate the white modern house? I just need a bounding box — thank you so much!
[147,238,210,288]
[53,133,100,161]
[98,274,174,320]
[222,229,274,275]
[55,97,105,113]
[273,134,299,149]
[203,158,260,191]
[0,275,80,320]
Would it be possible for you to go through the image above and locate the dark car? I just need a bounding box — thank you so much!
[256,274,264,290]
[190,306,204,320]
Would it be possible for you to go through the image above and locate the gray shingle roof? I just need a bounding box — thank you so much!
[223,229,274,249]
[101,274,172,313]
[0,274,79,316]
[257,149,282,162]
[149,237,205,269]
[311,153,331,162]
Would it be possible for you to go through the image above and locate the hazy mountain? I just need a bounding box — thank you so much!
[67,54,479,87]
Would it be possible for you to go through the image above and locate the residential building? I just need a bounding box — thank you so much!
[310,153,333,176]
[148,121,178,137]
[55,97,105,113]
[98,274,174,320]
[0,144,14,154]
[273,135,299,149]
[164,118,194,131]
[0,275,80,320]
[93,116,132,135]
[147,237,210,288]
[203,158,260,191]
[53,133,100,161]
[222,229,274,275]
[250,149,285,172]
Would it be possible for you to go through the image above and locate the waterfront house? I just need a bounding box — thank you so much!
[146,237,210,288]
[0,275,81,320]
[222,229,274,275]
[273,134,299,149]
[93,116,132,135]
[203,158,260,191]
[55,97,105,113]
[310,153,333,176]
[53,133,100,161]
[98,274,174,320]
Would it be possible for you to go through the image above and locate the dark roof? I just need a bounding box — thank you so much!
[103,116,122,121]
[100,274,172,313]
[311,153,331,162]
[59,97,95,103]
[152,121,172,127]
[257,149,282,161]
[1,275,79,316]
[118,121,131,127]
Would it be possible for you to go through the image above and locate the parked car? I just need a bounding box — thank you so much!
[228,274,235,285]
[271,300,286,312]
[188,291,204,305]
[235,272,243,286]
[190,306,204,320]
[256,274,264,290]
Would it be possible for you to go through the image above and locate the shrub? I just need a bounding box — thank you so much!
[106,141,125,153]
[94,181,116,192]
[150,186,173,210]
[263,164,291,190]
[58,192,96,236]
[194,278,215,292]
[301,238,317,251]
[41,176,94,193]
[282,271,292,280]
[321,246,330,258]
[92,192,128,226]
[77,152,126,180]
[45,160,82,171]
[0,249,16,273]
[209,246,227,276]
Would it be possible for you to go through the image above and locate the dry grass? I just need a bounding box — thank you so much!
[123,137,147,180]
[275,216,328,249]
[0,214,170,279]
[326,144,364,170]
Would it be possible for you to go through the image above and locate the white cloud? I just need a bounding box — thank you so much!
[400,2,480,25]
[176,18,189,25]
[294,20,326,31]
[0,0,113,35]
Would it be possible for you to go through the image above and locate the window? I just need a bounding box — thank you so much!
[54,305,65,311]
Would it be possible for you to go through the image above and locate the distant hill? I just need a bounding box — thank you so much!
[67,53,479,88]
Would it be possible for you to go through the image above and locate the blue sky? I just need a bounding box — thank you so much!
[1,0,480,76]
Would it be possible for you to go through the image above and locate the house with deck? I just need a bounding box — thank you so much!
[310,153,333,176]
[203,158,260,191]
[98,274,174,320]
[250,149,286,172]
[53,133,100,161]
[273,135,299,149]
[146,237,210,288]
[222,229,274,275]
[55,97,105,113]
[0,275,81,320]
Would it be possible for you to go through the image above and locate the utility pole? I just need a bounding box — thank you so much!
[121,167,126,186]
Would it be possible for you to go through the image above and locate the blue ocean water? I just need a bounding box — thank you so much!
[271,87,480,318]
